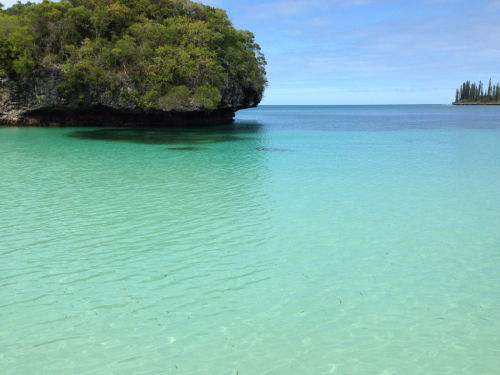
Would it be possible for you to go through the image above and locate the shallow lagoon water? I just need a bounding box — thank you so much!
[1,105,499,374]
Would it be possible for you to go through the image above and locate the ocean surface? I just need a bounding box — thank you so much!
[1,105,499,374]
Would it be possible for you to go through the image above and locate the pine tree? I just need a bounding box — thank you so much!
[455,79,500,103]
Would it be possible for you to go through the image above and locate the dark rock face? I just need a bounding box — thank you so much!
[0,68,262,127]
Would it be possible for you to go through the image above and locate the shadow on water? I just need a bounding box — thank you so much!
[166,147,202,151]
[66,122,265,145]
[256,147,295,152]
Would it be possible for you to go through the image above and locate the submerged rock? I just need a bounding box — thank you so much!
[0,68,262,127]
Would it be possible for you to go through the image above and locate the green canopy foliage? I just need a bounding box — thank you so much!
[0,0,267,111]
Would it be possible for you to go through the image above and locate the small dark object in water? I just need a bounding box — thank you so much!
[167,147,201,151]
[256,147,294,152]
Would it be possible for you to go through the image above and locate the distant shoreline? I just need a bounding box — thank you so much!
[452,102,500,106]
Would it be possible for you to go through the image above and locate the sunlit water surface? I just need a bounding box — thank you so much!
[1,105,499,374]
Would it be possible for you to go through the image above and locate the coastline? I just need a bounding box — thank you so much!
[0,69,260,127]
[0,108,236,127]
[452,102,500,106]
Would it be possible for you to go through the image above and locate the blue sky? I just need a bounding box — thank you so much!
[3,0,500,104]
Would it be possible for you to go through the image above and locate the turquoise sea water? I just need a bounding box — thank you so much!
[1,105,499,374]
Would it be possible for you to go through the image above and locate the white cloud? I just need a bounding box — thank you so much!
[243,0,370,20]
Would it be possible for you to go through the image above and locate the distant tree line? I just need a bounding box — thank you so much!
[455,79,500,103]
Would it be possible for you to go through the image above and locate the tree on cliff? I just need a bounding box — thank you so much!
[0,0,267,111]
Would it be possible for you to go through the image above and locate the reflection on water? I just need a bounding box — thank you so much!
[67,123,265,145]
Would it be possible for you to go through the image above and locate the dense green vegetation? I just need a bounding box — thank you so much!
[0,0,267,110]
[454,79,500,104]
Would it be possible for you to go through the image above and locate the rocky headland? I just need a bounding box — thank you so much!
[0,68,262,127]
[0,0,267,127]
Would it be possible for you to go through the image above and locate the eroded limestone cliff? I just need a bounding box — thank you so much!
[0,68,262,127]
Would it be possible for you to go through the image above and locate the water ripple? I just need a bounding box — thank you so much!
[1,106,500,374]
